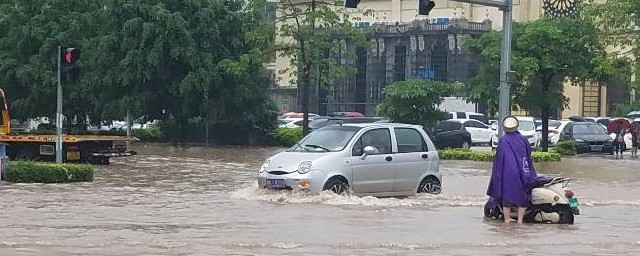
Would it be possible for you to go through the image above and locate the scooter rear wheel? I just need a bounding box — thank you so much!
[556,205,574,224]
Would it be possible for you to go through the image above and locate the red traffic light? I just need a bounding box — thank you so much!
[62,48,80,65]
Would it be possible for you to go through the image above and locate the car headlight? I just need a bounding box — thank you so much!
[575,139,585,143]
[259,160,270,173]
[297,161,313,174]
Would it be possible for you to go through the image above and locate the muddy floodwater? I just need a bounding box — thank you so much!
[1,144,639,255]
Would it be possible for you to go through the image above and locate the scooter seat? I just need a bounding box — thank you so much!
[529,176,566,189]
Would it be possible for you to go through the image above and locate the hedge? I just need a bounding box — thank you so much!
[273,127,304,147]
[553,140,578,156]
[3,161,94,183]
[438,148,561,162]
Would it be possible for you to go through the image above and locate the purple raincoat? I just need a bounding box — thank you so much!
[486,131,538,207]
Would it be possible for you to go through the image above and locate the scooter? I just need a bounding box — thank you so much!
[484,176,580,224]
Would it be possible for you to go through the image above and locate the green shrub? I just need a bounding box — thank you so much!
[273,127,304,147]
[554,140,577,156]
[132,127,165,142]
[438,149,561,162]
[3,161,94,183]
[531,152,562,162]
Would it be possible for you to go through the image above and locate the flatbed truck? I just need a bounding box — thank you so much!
[0,89,136,165]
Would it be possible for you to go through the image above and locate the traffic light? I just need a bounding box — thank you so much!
[344,0,360,8]
[62,48,80,65]
[419,0,435,16]
[60,47,80,82]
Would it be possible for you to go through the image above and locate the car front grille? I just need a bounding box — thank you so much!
[267,171,290,175]
[588,141,605,146]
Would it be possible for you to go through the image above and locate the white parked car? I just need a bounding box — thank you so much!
[257,123,442,197]
[447,119,494,145]
[278,118,303,128]
[491,116,539,150]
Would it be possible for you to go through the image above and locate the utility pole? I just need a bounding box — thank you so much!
[448,0,512,137]
[56,46,63,164]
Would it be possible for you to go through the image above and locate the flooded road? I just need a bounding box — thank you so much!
[1,144,639,255]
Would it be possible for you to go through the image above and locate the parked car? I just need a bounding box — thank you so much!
[584,117,611,127]
[278,118,303,128]
[308,116,387,132]
[491,116,539,150]
[548,120,571,145]
[257,123,442,197]
[446,119,493,145]
[535,119,563,146]
[431,120,472,149]
[447,112,490,125]
[559,121,615,154]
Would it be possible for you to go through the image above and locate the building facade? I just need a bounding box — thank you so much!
[270,0,634,118]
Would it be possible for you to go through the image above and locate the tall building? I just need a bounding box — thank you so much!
[270,0,634,118]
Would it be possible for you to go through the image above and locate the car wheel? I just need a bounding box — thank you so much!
[461,140,471,150]
[417,176,442,194]
[322,177,349,195]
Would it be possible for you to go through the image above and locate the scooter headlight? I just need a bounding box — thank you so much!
[259,160,270,173]
[297,161,313,174]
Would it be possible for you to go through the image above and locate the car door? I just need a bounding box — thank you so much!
[473,120,493,143]
[391,127,437,194]
[463,121,482,144]
[349,128,395,194]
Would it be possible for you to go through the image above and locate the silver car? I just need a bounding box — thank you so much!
[257,123,442,197]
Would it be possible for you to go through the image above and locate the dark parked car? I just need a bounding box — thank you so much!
[559,121,615,154]
[431,120,472,149]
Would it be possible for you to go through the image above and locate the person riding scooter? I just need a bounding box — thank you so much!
[486,116,538,224]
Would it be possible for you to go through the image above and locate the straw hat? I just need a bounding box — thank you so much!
[503,116,519,132]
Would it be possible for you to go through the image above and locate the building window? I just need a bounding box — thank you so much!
[582,84,601,117]
[355,47,367,114]
[394,46,406,82]
[431,41,448,81]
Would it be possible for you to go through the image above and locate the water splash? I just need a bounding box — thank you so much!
[230,185,487,208]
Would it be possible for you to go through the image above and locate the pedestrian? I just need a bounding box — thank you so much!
[614,127,625,159]
[631,125,640,158]
[487,116,538,224]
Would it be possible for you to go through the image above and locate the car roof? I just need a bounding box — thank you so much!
[447,118,481,123]
[336,123,423,129]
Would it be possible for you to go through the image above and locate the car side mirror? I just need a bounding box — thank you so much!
[490,124,497,130]
[360,146,378,160]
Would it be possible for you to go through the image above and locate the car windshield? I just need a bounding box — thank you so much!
[549,121,562,129]
[519,121,535,131]
[573,124,606,135]
[435,121,462,132]
[288,126,362,152]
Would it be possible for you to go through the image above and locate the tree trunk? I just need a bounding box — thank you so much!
[541,75,550,152]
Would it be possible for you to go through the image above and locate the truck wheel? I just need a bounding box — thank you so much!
[90,156,110,165]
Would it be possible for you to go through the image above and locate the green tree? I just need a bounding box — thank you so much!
[377,79,458,131]
[274,0,370,135]
[463,17,608,151]
[0,0,277,144]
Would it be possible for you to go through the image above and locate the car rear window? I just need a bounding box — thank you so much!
[436,121,462,131]
[469,114,489,124]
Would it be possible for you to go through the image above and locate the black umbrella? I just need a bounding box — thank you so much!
[568,116,587,122]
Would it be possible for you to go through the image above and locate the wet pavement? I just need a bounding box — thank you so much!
[0,144,639,255]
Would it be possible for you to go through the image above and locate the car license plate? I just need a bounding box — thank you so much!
[266,179,286,188]
[569,197,579,208]
[66,151,81,161]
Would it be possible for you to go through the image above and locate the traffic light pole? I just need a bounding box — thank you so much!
[56,46,63,164]
[449,0,512,137]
